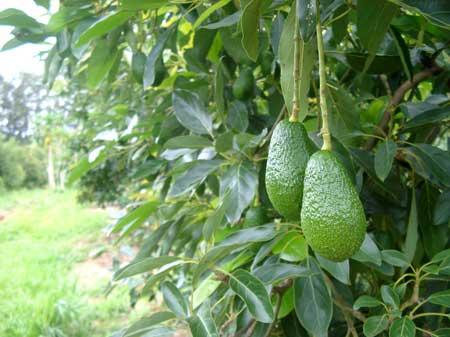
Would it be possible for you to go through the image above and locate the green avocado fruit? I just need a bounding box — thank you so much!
[232,68,254,100]
[265,120,315,221]
[301,150,366,262]
[244,206,268,227]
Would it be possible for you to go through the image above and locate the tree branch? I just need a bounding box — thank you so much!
[365,64,443,150]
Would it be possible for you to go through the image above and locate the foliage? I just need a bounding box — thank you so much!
[2,0,449,336]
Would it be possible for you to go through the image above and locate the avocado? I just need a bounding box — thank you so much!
[232,68,254,100]
[265,120,315,221]
[301,150,366,261]
[260,50,274,76]
[244,206,268,227]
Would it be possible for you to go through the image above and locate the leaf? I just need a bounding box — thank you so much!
[353,295,382,310]
[240,0,262,61]
[389,317,415,337]
[352,234,382,266]
[272,232,308,262]
[172,89,213,135]
[47,7,91,33]
[434,328,450,337]
[0,8,42,29]
[280,8,315,118]
[114,256,183,280]
[296,0,317,42]
[434,190,450,224]
[76,11,132,46]
[381,285,400,308]
[390,26,413,80]
[294,260,332,337]
[401,144,450,188]
[161,281,190,318]
[188,302,219,337]
[374,140,397,181]
[214,60,226,119]
[124,327,174,337]
[67,152,107,186]
[381,250,410,268]
[403,190,418,262]
[144,27,174,88]
[316,254,350,285]
[357,0,398,71]
[403,106,450,130]
[229,269,274,323]
[193,0,231,30]
[120,0,169,11]
[432,248,450,263]
[219,162,258,224]
[219,224,277,247]
[124,312,176,337]
[363,315,389,337]
[111,200,160,235]
[253,263,311,284]
[327,51,403,74]
[429,289,450,308]
[226,101,249,132]
[393,0,450,28]
[164,135,212,150]
[87,39,120,89]
[202,11,241,30]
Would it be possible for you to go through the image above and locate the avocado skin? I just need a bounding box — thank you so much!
[266,120,314,221]
[301,150,366,261]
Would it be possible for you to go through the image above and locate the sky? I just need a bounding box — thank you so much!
[0,1,52,80]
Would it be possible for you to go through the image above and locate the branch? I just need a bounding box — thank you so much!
[365,64,443,150]
[263,293,283,337]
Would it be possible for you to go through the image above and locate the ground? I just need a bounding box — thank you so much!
[0,189,150,337]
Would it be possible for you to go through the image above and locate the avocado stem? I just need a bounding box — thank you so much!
[290,0,301,123]
[315,0,332,151]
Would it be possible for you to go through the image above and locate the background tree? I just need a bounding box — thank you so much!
[2,1,449,336]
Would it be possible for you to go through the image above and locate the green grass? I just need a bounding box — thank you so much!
[0,189,143,337]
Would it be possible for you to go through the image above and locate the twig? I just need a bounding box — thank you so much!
[290,0,302,122]
[365,64,443,150]
[379,74,392,98]
[400,272,420,311]
[263,293,283,337]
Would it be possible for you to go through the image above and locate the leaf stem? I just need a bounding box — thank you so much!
[263,292,283,337]
[315,0,332,150]
[290,0,301,122]
[412,312,450,320]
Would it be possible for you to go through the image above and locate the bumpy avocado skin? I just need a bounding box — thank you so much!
[301,150,366,262]
[265,120,314,221]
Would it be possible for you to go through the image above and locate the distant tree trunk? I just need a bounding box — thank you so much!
[47,143,56,189]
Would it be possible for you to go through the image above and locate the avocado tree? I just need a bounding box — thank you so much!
[2,0,449,336]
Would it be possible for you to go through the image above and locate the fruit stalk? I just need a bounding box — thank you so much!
[315,0,332,151]
[290,0,301,122]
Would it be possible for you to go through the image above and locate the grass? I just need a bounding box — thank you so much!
[0,189,145,337]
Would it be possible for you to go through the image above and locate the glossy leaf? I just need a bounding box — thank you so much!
[161,281,190,318]
[316,254,350,285]
[253,263,311,284]
[363,315,389,337]
[374,140,397,181]
[240,0,262,61]
[229,269,274,323]
[403,106,450,130]
[144,27,174,88]
[114,256,183,280]
[389,317,415,337]
[172,90,213,135]
[381,285,400,308]
[296,0,316,42]
[352,234,382,266]
[353,295,382,310]
[272,231,308,262]
[294,260,332,337]
[381,250,410,268]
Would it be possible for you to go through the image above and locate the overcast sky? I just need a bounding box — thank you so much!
[0,1,52,80]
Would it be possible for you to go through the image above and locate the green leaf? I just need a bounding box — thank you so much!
[327,51,403,74]
[168,160,222,197]
[214,59,226,120]
[188,302,219,337]
[374,140,397,181]
[381,285,400,308]
[296,0,316,42]
[219,162,258,224]
[124,312,176,337]
[144,27,174,88]
[124,327,174,337]
[34,0,50,9]
[403,106,450,130]
[111,200,159,235]
[253,263,311,284]
[401,144,450,188]
[429,289,450,308]
[164,135,212,150]
[280,8,315,118]
[229,269,274,323]
[352,234,382,266]
[272,231,308,262]
[404,190,418,262]
[219,224,277,247]
[389,317,415,337]
[316,254,350,285]
[67,152,107,186]
[294,260,332,337]
[203,12,241,30]
[240,0,262,61]
[193,0,231,30]
[120,0,169,11]
[172,89,213,135]
[393,0,450,28]
[353,295,382,310]
[114,256,183,280]
[390,27,413,80]
[381,250,410,268]
[357,0,398,71]
[363,315,389,337]
[76,11,132,47]
[0,8,42,29]
[87,39,121,89]
[226,101,249,132]
[432,248,450,263]
[47,7,91,33]
[161,281,190,318]
[131,51,146,84]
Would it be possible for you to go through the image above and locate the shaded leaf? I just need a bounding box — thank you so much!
[403,106,450,130]
[353,295,382,310]
[188,302,219,337]
[363,315,389,337]
[240,0,262,61]
[389,317,415,337]
[193,0,231,30]
[381,285,400,308]
[173,89,213,135]
[429,289,450,308]
[403,190,418,262]
[144,27,174,88]
[381,250,410,268]
[374,140,397,181]
[316,254,350,285]
[296,0,316,42]
[352,234,382,266]
[161,281,190,318]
